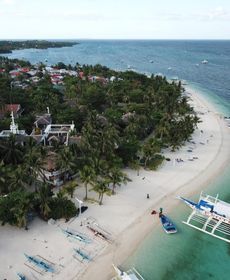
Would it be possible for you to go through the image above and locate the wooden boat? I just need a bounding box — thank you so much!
[62,228,91,243]
[24,254,54,273]
[159,213,177,234]
[74,248,91,261]
[112,264,145,280]
[86,225,111,242]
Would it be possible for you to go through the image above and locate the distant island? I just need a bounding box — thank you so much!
[0,40,78,54]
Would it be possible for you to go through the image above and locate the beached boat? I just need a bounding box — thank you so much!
[74,248,91,261]
[159,214,177,234]
[24,253,54,273]
[62,228,91,243]
[112,264,145,280]
[17,273,26,280]
[178,192,230,243]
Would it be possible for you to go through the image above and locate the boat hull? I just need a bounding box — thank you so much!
[160,214,177,234]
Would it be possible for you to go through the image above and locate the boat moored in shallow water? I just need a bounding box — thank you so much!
[159,212,177,234]
[178,192,230,243]
[112,264,145,280]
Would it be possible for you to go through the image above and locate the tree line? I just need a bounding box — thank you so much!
[0,58,199,228]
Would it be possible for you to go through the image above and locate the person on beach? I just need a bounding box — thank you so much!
[159,207,163,217]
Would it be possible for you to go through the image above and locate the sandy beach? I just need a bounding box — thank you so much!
[1,86,230,280]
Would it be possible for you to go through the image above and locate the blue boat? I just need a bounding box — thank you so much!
[24,254,54,273]
[159,208,177,234]
[160,214,177,234]
[62,229,91,244]
[74,248,91,261]
[17,273,26,280]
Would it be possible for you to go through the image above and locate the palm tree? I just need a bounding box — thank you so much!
[0,135,24,165]
[142,138,161,169]
[57,146,77,182]
[36,184,52,220]
[0,161,11,194]
[11,191,34,229]
[108,167,130,194]
[8,165,29,192]
[80,165,96,200]
[23,145,47,188]
[91,177,111,205]
[62,180,78,198]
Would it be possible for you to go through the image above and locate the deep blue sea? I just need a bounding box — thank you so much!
[2,40,230,279]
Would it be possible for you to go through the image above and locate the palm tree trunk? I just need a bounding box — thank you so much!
[144,157,149,169]
[84,182,88,200]
[99,192,104,205]
[112,183,115,195]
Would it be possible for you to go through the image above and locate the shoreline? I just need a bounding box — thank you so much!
[0,86,230,280]
[80,86,230,280]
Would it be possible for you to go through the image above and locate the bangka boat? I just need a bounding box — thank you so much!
[112,264,145,280]
[86,225,111,242]
[62,228,91,243]
[74,248,91,261]
[24,253,54,273]
[178,192,230,243]
[159,214,177,234]
[17,273,26,280]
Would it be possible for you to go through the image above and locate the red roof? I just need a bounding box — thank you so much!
[0,69,5,73]
[5,104,21,114]
[20,67,30,73]
[79,72,84,78]
[10,71,21,76]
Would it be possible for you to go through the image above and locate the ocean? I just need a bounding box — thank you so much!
[2,40,230,279]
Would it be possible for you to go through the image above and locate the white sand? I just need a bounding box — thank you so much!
[1,87,230,280]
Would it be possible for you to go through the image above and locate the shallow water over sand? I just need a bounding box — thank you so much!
[125,165,230,280]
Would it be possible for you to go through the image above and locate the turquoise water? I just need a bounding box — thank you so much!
[2,40,230,279]
[125,165,230,280]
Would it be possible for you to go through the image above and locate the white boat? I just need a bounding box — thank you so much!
[178,192,230,243]
[112,265,145,280]
[201,59,208,64]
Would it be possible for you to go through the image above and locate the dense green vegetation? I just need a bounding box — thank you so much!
[0,56,199,228]
[0,40,78,53]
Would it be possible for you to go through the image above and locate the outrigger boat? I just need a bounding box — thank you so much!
[24,254,54,273]
[74,248,91,261]
[178,192,230,243]
[112,264,145,280]
[62,228,91,244]
[86,225,111,242]
[17,273,26,280]
[158,208,177,234]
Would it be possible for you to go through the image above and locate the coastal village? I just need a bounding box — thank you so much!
[0,56,230,280]
[0,60,118,187]
[1,0,230,277]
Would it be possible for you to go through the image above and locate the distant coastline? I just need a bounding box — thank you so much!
[0,40,78,54]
